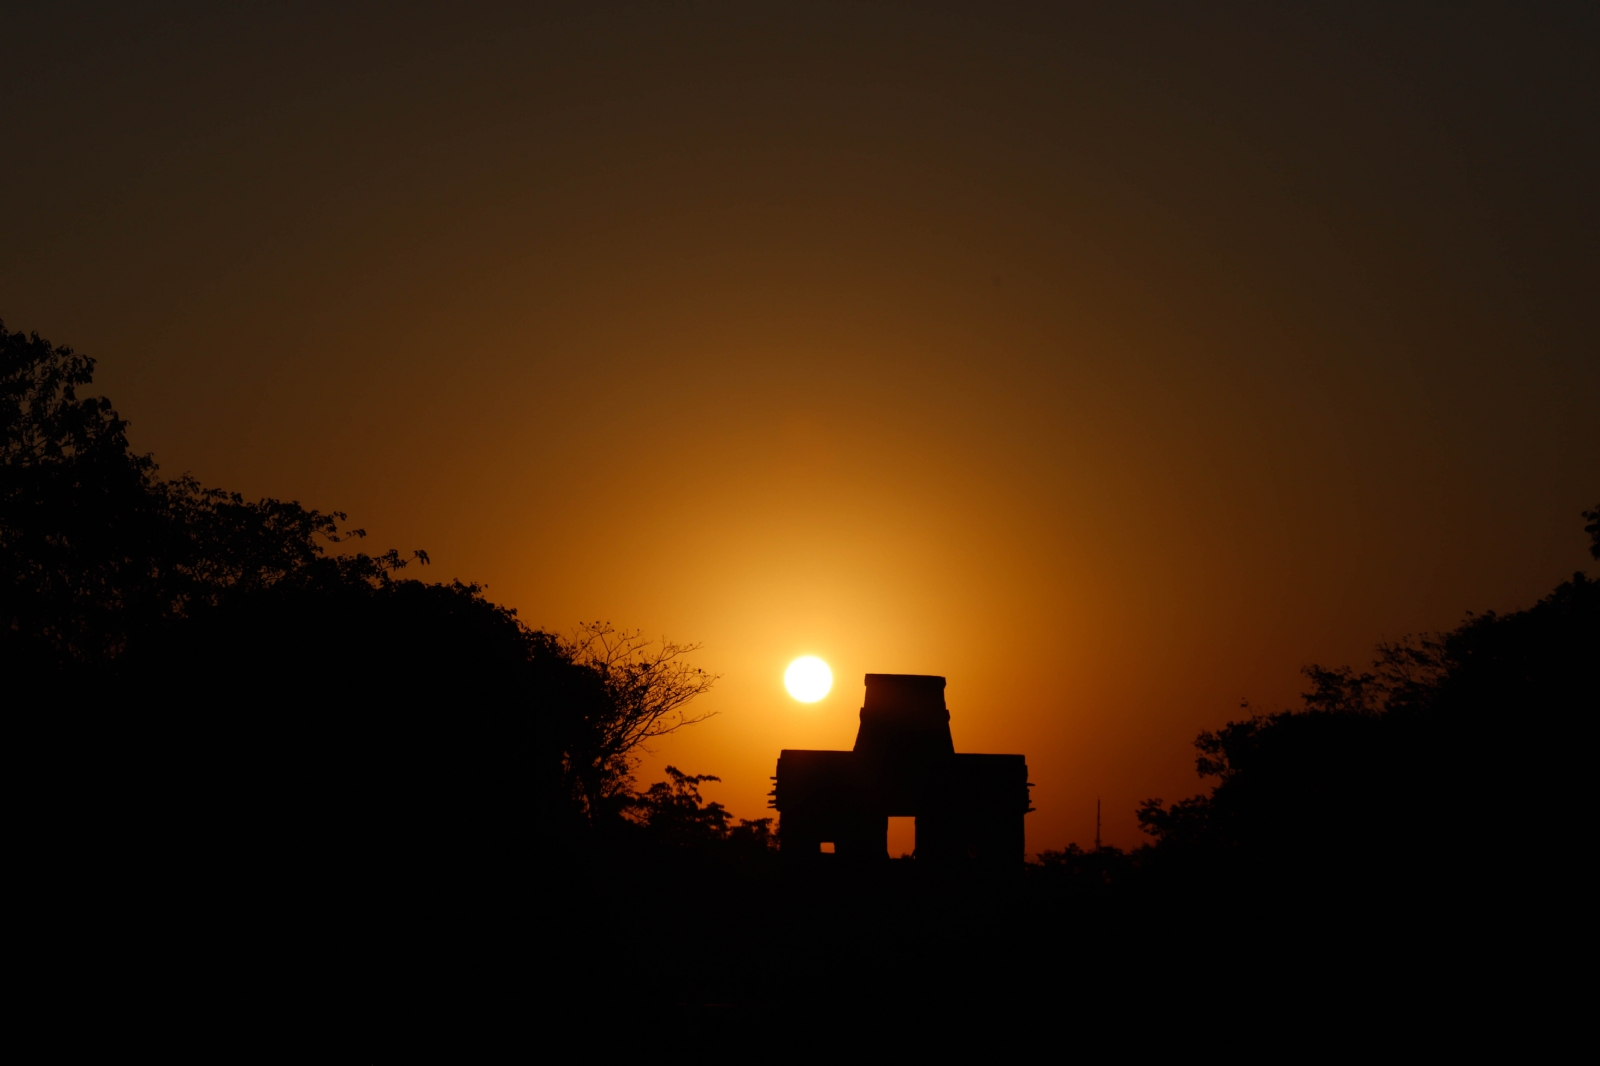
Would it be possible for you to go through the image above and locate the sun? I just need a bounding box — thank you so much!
[784,656,833,703]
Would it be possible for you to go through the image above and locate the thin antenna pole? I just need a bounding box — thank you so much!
[1095,797,1102,851]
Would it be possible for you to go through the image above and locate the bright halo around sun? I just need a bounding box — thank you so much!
[784,656,833,703]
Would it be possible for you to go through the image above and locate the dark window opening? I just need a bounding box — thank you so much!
[888,816,916,859]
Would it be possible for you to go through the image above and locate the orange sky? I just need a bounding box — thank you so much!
[4,4,1596,850]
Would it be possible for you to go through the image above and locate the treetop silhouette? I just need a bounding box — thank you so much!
[2,319,425,675]
[3,320,720,847]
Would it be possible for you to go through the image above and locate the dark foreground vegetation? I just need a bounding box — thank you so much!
[6,320,1594,1047]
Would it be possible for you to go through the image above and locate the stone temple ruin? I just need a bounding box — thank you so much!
[771,674,1031,864]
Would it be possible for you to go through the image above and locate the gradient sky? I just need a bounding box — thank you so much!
[5,3,1596,851]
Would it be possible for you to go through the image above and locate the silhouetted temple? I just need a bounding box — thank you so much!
[772,674,1031,865]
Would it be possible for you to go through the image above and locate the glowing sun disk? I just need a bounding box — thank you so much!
[784,656,833,702]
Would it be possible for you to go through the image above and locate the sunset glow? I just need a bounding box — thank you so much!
[4,7,1595,1033]
[4,5,1591,860]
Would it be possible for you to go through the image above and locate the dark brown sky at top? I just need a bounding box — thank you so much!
[5,3,1596,850]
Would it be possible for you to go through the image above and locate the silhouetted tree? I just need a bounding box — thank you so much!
[1030,843,1137,895]
[1,318,416,682]
[1137,515,1598,900]
[626,766,775,855]
[632,767,736,842]
[560,622,719,821]
[5,319,737,962]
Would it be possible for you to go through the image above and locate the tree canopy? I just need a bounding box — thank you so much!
[2,320,723,856]
[1133,534,1597,898]
[1,320,416,676]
